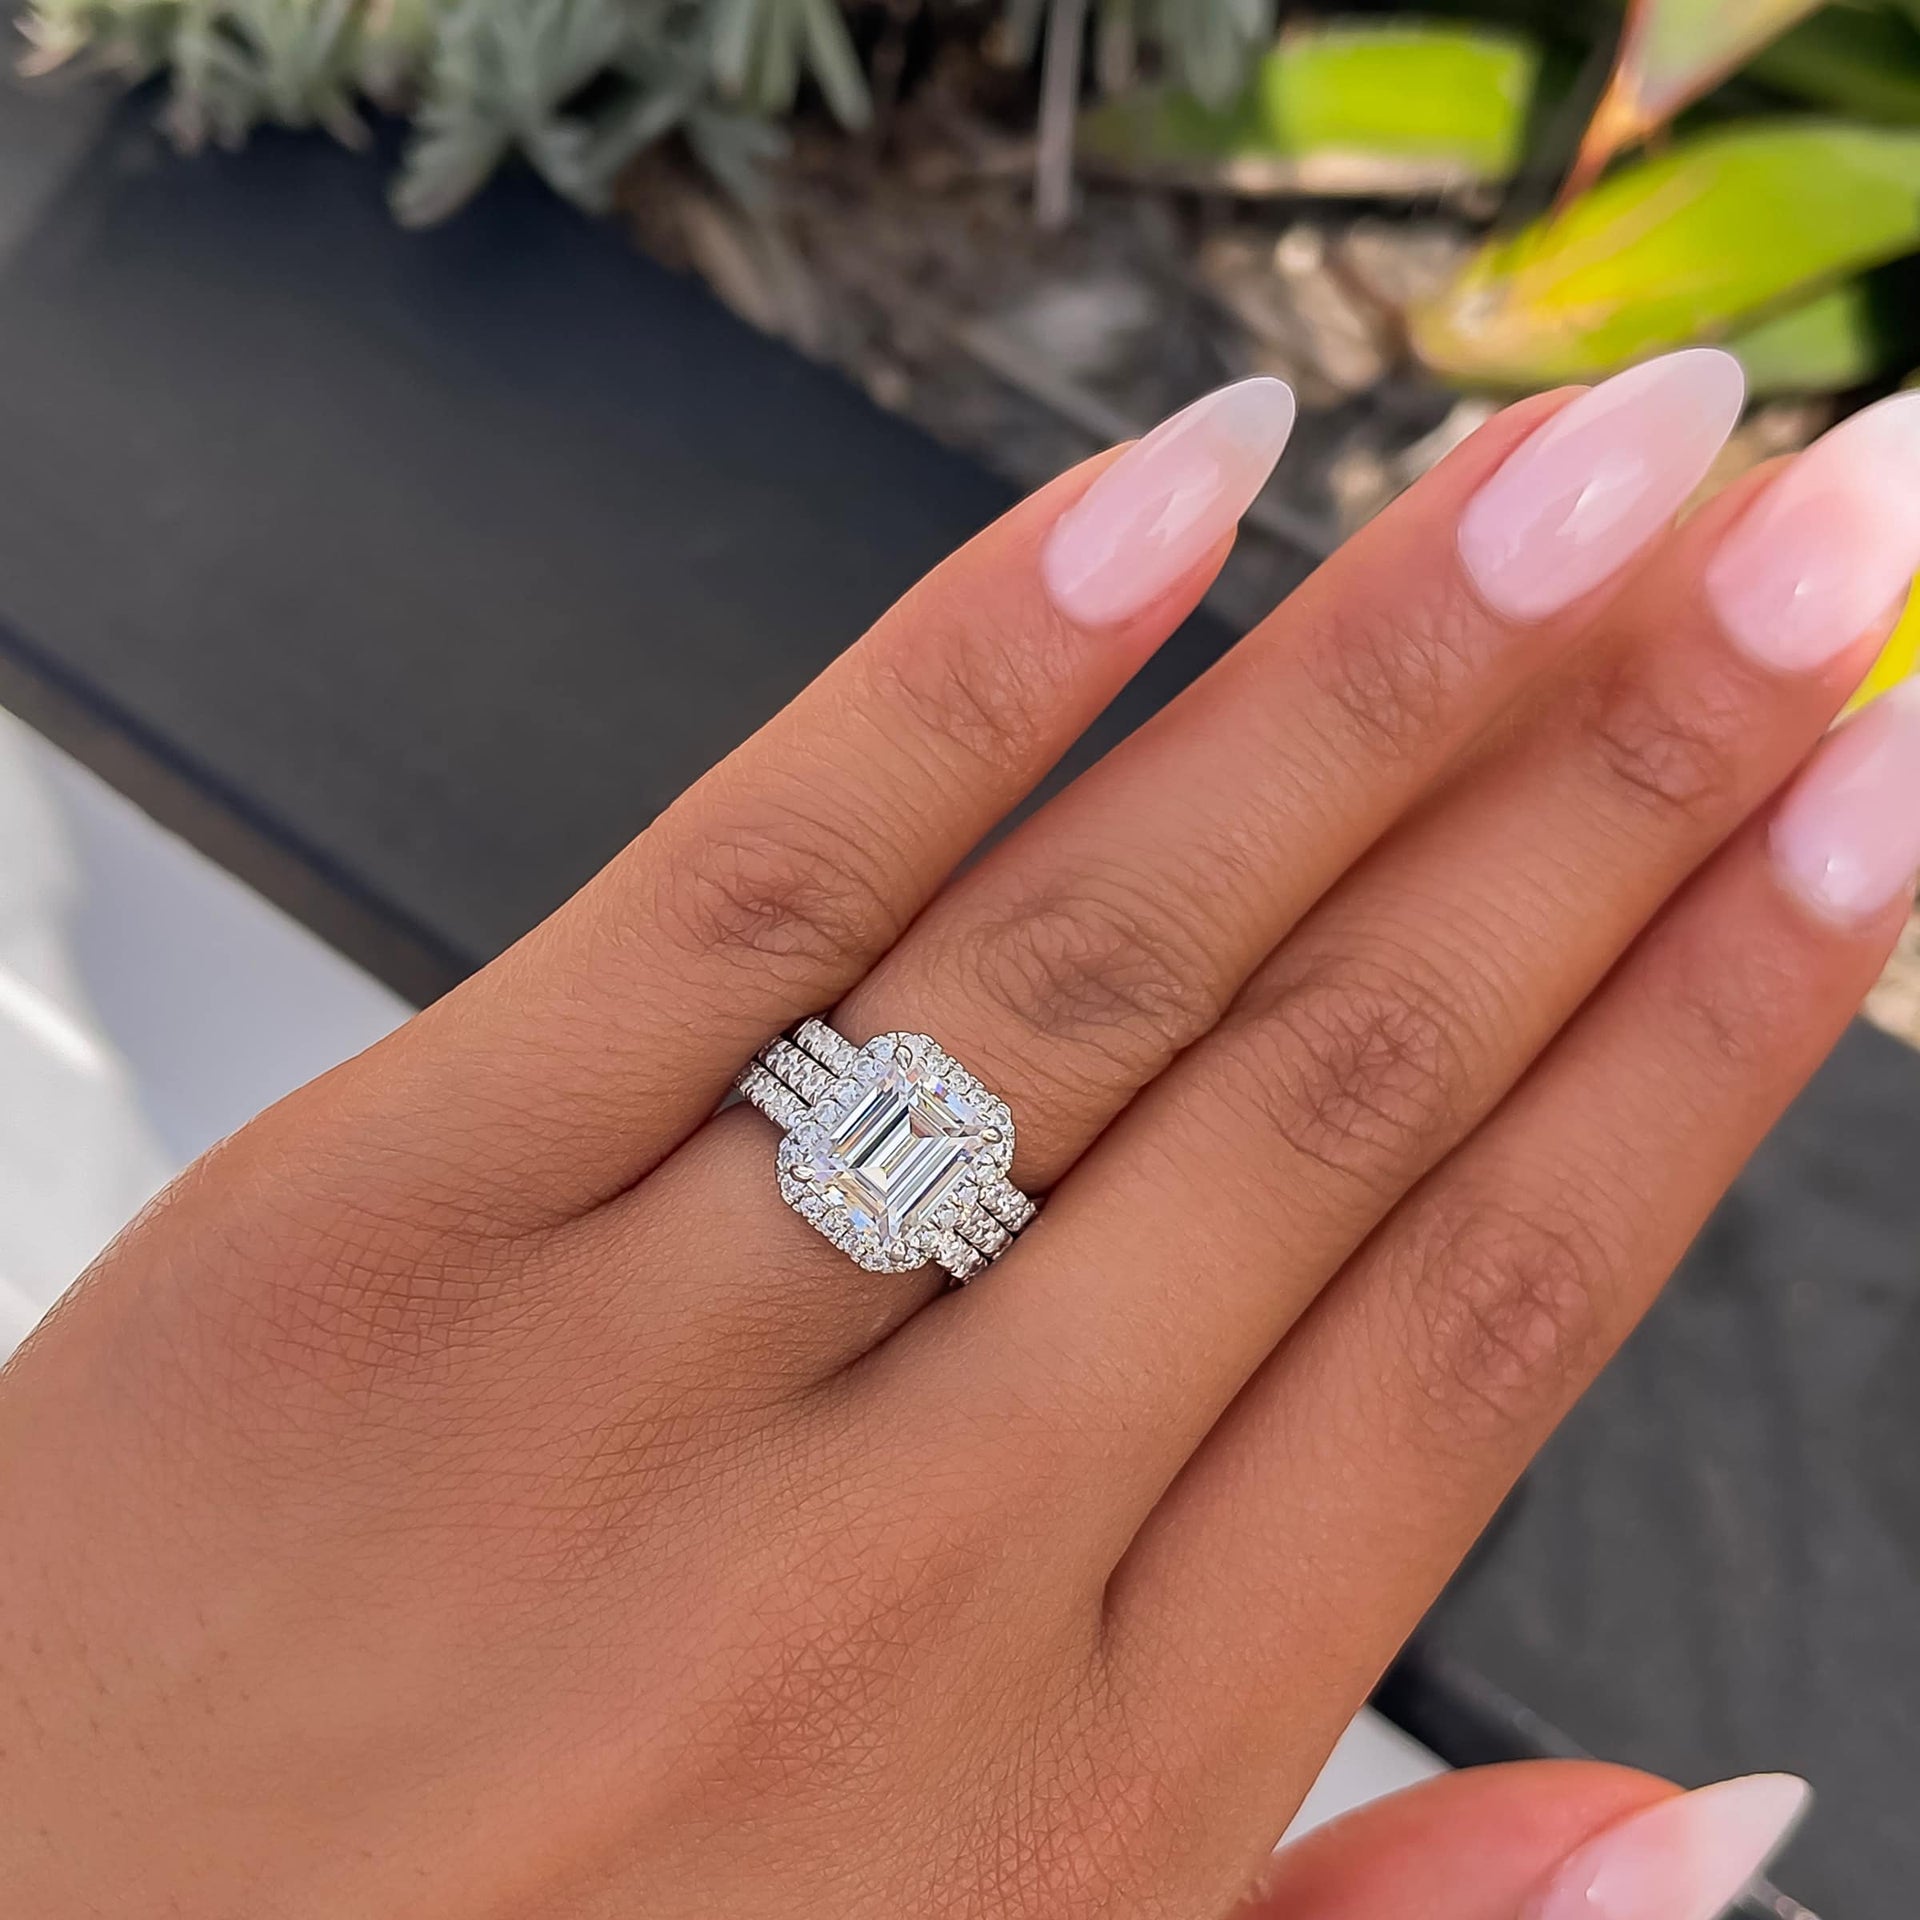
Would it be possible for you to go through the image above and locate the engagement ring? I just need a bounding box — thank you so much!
[736,1019,1036,1283]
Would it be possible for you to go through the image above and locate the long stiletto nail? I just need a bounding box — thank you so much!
[1772,679,1920,924]
[1040,378,1296,627]
[1523,1774,1810,1920]
[1708,390,1920,672]
[1458,349,1745,622]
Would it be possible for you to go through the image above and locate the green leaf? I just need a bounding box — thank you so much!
[1413,120,1920,385]
[1723,280,1887,392]
[709,0,763,100]
[1080,20,1539,193]
[391,0,631,226]
[1571,0,1826,191]
[1259,22,1537,175]
[798,0,871,130]
[710,0,870,128]
[1151,0,1276,110]
[1745,4,1920,124]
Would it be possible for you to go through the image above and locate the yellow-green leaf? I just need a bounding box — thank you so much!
[1413,121,1920,386]
[1079,21,1539,193]
[1724,280,1890,393]
[1256,22,1539,178]
[1851,578,1920,712]
[1572,0,1826,192]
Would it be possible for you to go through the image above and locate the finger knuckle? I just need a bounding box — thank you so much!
[655,806,898,983]
[868,604,1078,777]
[951,881,1226,1091]
[1392,1191,1615,1443]
[1301,592,1482,754]
[1664,935,1804,1084]
[1226,957,1467,1193]
[1584,659,1747,825]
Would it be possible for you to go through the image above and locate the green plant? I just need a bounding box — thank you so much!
[1067,1,1920,397]
[22,0,864,221]
[998,0,1277,109]
[389,0,794,223]
[1405,0,1920,398]
[1563,0,1829,197]
[1058,0,1920,683]
[1077,19,1540,192]
[21,0,1294,222]
[1412,120,1920,383]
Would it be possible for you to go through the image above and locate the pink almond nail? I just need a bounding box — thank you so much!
[1458,349,1746,623]
[1772,679,1920,925]
[1523,1774,1810,1920]
[1708,389,1920,672]
[1040,378,1296,628]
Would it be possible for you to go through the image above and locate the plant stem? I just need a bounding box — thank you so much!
[1035,0,1089,230]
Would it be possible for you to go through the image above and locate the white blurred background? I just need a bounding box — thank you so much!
[0,706,410,1349]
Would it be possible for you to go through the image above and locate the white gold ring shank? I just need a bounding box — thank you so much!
[735,1020,1036,1283]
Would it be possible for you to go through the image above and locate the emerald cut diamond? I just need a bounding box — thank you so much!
[775,1032,1015,1272]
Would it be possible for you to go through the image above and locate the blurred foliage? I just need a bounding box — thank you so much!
[1061,0,1920,394]
[1407,0,1920,394]
[1068,1,1920,399]
[1080,20,1538,188]
[1413,120,1920,384]
[29,0,1920,397]
[1720,279,1885,393]
[998,0,1279,110]
[1566,0,1828,195]
[1750,1,1920,119]
[23,0,853,220]
[29,0,1920,459]
[19,0,1291,220]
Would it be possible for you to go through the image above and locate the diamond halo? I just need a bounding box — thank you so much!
[737,1024,1033,1280]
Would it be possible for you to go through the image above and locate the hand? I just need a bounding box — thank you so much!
[4,350,1912,1918]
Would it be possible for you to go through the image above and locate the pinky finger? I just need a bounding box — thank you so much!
[1232,1763,1806,1920]
[1107,683,1920,1791]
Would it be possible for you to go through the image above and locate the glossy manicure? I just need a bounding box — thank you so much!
[1458,349,1745,622]
[1524,1774,1809,1920]
[1773,679,1920,924]
[1709,390,1920,672]
[1041,378,1296,627]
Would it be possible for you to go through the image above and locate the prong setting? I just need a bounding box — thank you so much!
[754,1028,1021,1275]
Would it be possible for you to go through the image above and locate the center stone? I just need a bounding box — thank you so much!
[810,1055,986,1244]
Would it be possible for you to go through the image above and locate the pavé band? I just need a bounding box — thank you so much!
[735,1018,1037,1284]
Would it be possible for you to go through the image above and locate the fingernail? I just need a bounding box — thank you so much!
[1708,390,1920,672]
[1458,349,1745,622]
[1772,679,1920,924]
[1524,1774,1810,1920]
[1040,377,1296,626]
